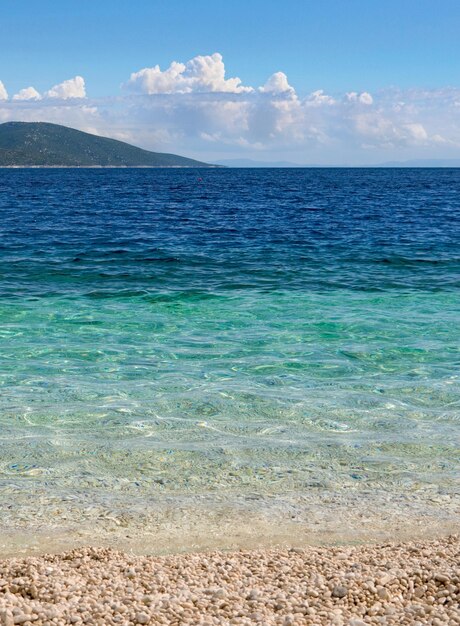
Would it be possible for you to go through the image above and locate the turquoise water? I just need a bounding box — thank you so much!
[0,168,459,548]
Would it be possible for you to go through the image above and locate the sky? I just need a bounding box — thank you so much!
[1,0,460,164]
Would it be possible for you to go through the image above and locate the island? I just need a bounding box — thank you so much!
[0,121,212,167]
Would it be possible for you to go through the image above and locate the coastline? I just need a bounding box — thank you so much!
[0,536,458,625]
[0,165,220,169]
[1,487,458,558]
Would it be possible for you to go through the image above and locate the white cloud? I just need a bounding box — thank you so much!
[260,72,295,96]
[13,86,42,101]
[359,92,373,105]
[404,123,428,142]
[352,111,441,149]
[346,91,373,105]
[45,76,86,99]
[306,90,335,106]
[0,99,101,134]
[2,56,460,163]
[0,81,8,100]
[126,53,252,94]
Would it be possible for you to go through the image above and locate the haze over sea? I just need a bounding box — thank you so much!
[0,168,459,553]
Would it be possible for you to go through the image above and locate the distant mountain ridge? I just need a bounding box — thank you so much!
[377,158,460,167]
[0,122,211,167]
[215,158,307,168]
[216,157,460,168]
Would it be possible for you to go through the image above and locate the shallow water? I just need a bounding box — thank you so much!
[0,168,459,552]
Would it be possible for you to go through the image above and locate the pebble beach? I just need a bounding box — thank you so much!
[0,535,458,625]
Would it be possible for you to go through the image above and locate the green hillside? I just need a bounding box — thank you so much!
[0,122,211,167]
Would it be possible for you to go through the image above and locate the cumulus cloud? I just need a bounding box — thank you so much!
[352,109,446,150]
[0,81,8,100]
[2,55,460,163]
[136,83,460,156]
[13,86,41,101]
[260,72,295,96]
[126,53,252,94]
[306,90,336,106]
[346,91,373,105]
[45,76,86,99]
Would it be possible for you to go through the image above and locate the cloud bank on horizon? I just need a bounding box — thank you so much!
[1,53,459,164]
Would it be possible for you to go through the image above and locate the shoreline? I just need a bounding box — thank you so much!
[0,165,220,169]
[1,488,458,559]
[0,535,458,625]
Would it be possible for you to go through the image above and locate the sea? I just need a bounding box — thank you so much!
[0,167,459,553]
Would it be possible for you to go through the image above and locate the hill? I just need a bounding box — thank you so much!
[0,122,211,167]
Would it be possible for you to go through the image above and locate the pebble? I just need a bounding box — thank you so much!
[332,585,348,598]
[377,587,390,600]
[434,573,449,583]
[0,536,458,625]
[0,609,13,626]
[12,615,32,625]
[378,574,394,586]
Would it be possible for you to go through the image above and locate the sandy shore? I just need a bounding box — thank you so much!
[0,536,458,625]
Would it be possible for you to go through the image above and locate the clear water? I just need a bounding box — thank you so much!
[0,168,459,550]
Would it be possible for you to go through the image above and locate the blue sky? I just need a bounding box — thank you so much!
[1,0,460,163]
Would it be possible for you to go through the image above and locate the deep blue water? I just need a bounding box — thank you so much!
[1,168,459,297]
